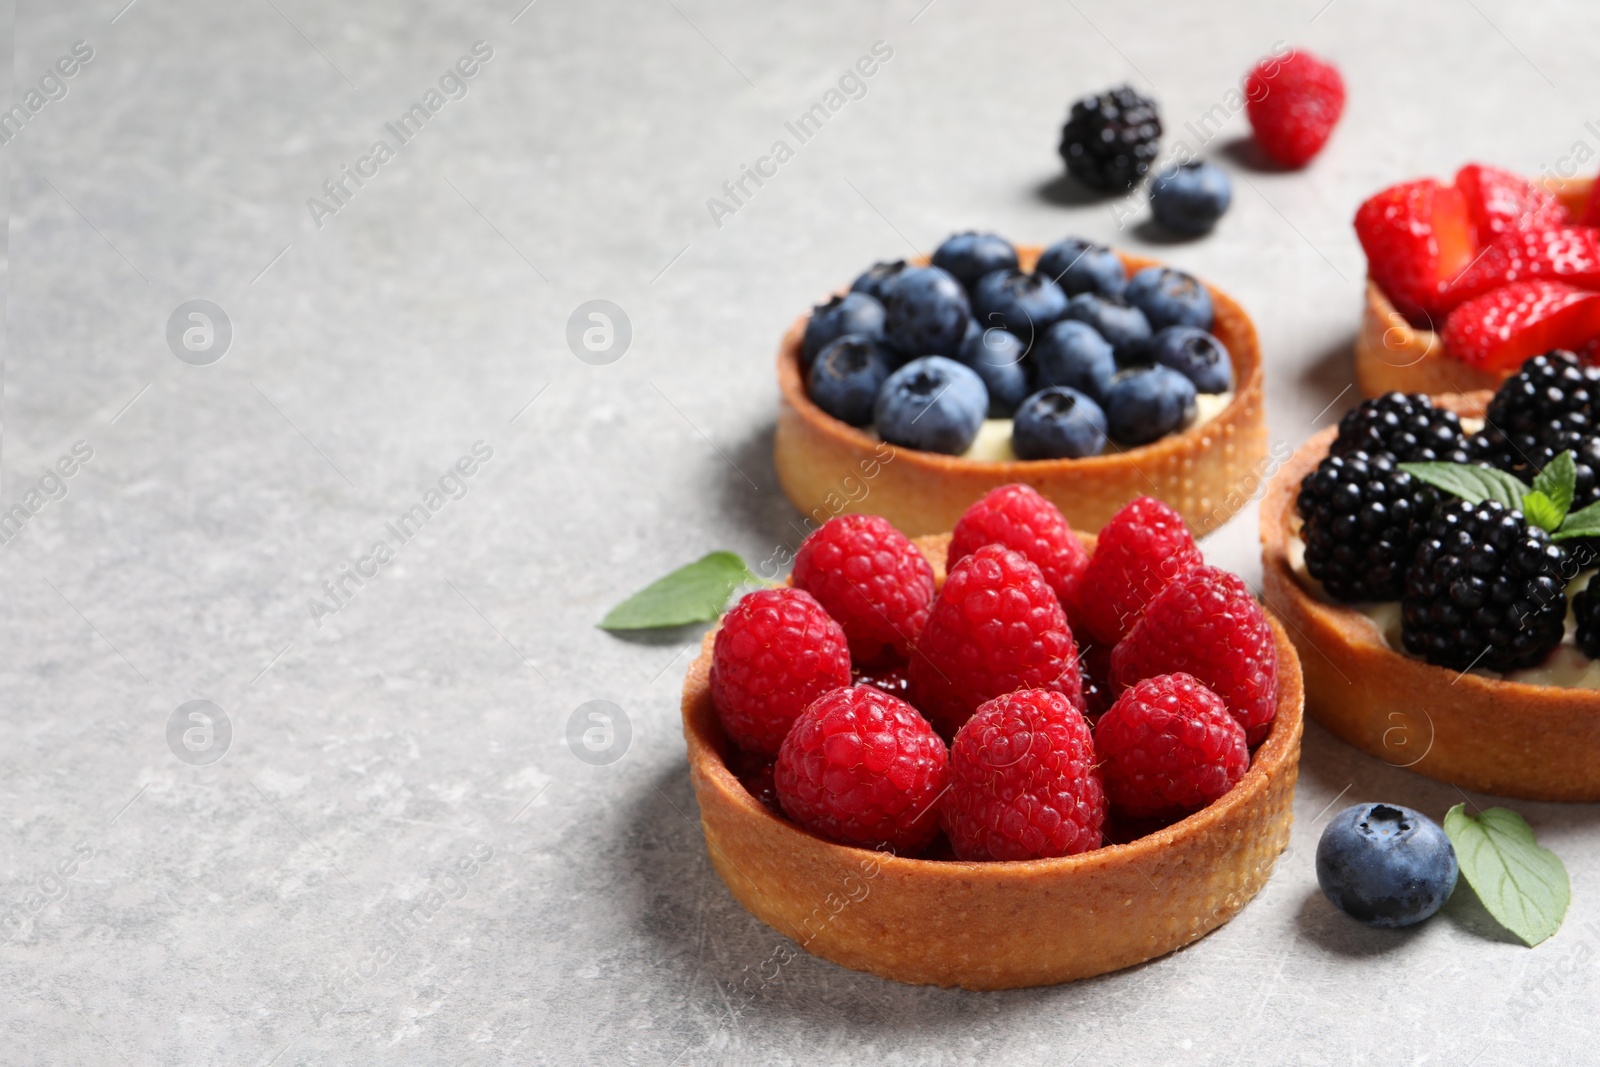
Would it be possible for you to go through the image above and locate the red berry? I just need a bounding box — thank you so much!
[1581,171,1600,227]
[941,689,1106,861]
[948,483,1090,616]
[1442,280,1600,372]
[792,514,935,661]
[1095,673,1248,820]
[774,685,948,853]
[710,588,852,756]
[1443,226,1600,309]
[1244,50,1345,169]
[909,544,1084,738]
[1077,496,1202,647]
[1455,163,1569,248]
[1354,178,1478,326]
[1111,566,1279,746]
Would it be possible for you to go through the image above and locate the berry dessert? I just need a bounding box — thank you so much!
[1261,356,1600,799]
[775,233,1267,536]
[1353,163,1596,396]
[681,491,1302,988]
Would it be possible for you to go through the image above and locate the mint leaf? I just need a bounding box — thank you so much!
[1443,804,1570,947]
[599,552,763,630]
[1532,450,1577,523]
[1399,462,1530,511]
[1554,498,1600,542]
[1523,490,1565,533]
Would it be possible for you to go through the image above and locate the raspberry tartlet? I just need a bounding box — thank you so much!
[775,239,1268,537]
[1355,170,1597,397]
[1261,362,1600,800]
[682,490,1303,988]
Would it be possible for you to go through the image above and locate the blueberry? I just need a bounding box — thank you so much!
[956,320,1030,418]
[971,270,1069,351]
[802,292,886,366]
[850,259,909,302]
[1125,265,1214,332]
[1149,161,1232,236]
[1148,326,1233,393]
[932,232,1019,291]
[1034,320,1117,403]
[1316,803,1458,929]
[1013,388,1108,460]
[881,265,972,359]
[808,336,894,426]
[1035,237,1128,299]
[1062,292,1152,361]
[874,356,988,455]
[1105,365,1196,445]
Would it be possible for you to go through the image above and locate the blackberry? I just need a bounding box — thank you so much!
[1297,451,1438,602]
[1058,86,1162,193]
[1401,499,1568,672]
[1470,350,1600,507]
[1577,580,1600,659]
[1329,392,1470,463]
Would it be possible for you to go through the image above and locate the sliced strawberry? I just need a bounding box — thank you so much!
[1442,281,1600,372]
[1582,172,1600,227]
[1455,164,1569,246]
[1354,179,1478,327]
[1443,225,1600,308]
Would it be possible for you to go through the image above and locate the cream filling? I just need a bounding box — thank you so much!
[960,390,1234,463]
[1287,532,1600,688]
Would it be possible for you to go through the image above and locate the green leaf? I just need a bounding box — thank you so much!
[1532,450,1577,523]
[1554,499,1600,542]
[1399,462,1530,511]
[1522,490,1565,533]
[1443,804,1570,947]
[599,552,762,630]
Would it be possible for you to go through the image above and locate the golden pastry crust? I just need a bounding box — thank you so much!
[1260,392,1600,801]
[681,533,1304,989]
[774,249,1268,538]
[1354,177,1594,397]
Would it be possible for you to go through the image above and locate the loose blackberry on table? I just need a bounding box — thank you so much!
[1297,450,1438,602]
[1400,499,1568,673]
[1058,86,1163,193]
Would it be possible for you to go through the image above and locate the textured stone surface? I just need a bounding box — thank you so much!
[3,0,1600,1063]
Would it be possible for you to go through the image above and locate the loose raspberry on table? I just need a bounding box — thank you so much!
[908,544,1084,739]
[941,689,1106,861]
[1077,496,1202,646]
[1111,566,1279,746]
[774,685,949,854]
[792,514,936,662]
[1244,50,1345,169]
[710,588,852,756]
[1094,673,1249,820]
[948,483,1090,616]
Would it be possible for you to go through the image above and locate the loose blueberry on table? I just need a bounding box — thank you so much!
[797,231,1237,461]
[706,487,1281,860]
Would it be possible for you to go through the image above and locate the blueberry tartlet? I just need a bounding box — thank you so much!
[776,234,1267,536]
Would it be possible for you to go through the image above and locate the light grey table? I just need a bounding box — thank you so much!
[4,0,1598,1062]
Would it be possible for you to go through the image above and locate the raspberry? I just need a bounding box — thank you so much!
[1401,499,1568,672]
[1094,673,1249,820]
[941,689,1106,861]
[1244,50,1346,169]
[947,483,1090,614]
[710,588,852,756]
[1077,496,1202,646]
[1111,566,1279,745]
[774,686,948,853]
[792,514,936,662]
[908,544,1084,738]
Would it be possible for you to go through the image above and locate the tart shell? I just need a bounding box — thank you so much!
[1260,392,1600,801]
[1354,177,1594,397]
[774,250,1269,538]
[680,533,1304,989]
